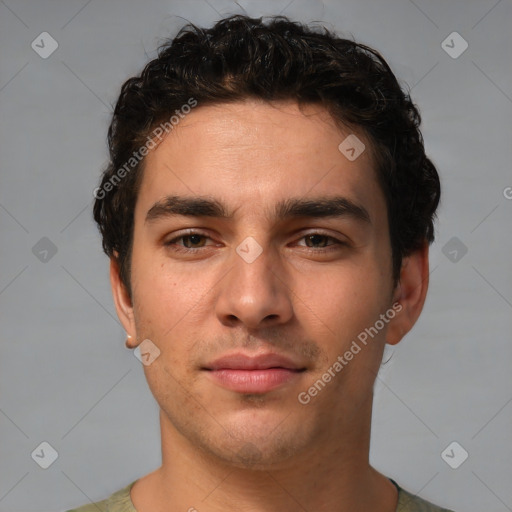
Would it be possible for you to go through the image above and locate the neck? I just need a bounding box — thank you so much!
[131,398,398,512]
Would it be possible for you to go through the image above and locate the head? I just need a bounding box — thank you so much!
[94,15,440,468]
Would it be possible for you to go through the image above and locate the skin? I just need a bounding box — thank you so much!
[110,99,429,512]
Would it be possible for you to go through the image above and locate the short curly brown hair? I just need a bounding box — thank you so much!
[93,14,440,298]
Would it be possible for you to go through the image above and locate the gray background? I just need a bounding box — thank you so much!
[0,0,511,511]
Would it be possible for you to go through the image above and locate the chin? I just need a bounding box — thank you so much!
[199,409,313,470]
[216,438,305,470]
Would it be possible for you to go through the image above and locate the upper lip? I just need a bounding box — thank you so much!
[204,352,305,371]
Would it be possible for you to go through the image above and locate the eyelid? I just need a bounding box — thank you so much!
[164,229,214,245]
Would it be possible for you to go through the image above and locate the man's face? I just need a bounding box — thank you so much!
[124,99,398,468]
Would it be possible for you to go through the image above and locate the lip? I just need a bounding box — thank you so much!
[205,352,304,371]
[203,353,306,393]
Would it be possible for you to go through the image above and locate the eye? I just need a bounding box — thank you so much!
[163,230,347,254]
[296,232,346,251]
[164,231,212,251]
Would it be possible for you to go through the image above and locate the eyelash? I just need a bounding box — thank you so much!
[164,230,346,253]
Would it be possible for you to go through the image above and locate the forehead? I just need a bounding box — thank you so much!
[136,99,384,222]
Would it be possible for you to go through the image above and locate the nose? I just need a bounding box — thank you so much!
[215,240,294,330]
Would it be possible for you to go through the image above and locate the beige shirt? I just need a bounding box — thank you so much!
[66,478,455,511]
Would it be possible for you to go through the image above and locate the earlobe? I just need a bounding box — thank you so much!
[386,243,430,346]
[125,334,137,349]
[109,254,136,338]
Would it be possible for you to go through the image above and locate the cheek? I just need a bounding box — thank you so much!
[132,247,207,304]
[131,246,208,325]
[298,260,388,321]
[292,260,392,366]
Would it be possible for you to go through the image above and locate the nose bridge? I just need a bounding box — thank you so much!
[215,236,293,328]
[233,236,275,288]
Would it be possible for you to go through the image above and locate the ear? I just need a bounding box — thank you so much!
[110,254,137,345]
[386,242,429,345]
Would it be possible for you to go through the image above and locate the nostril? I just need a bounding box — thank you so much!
[227,314,239,325]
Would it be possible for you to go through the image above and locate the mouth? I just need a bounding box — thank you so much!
[202,353,307,394]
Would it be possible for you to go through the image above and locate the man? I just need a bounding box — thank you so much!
[69,14,453,512]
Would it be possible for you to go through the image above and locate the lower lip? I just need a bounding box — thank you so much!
[207,368,302,393]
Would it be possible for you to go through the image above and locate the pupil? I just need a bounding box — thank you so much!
[186,235,202,247]
[308,235,326,247]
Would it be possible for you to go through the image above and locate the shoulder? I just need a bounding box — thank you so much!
[65,480,137,512]
[396,485,455,512]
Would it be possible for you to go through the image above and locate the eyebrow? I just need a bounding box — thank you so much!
[145,195,371,225]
